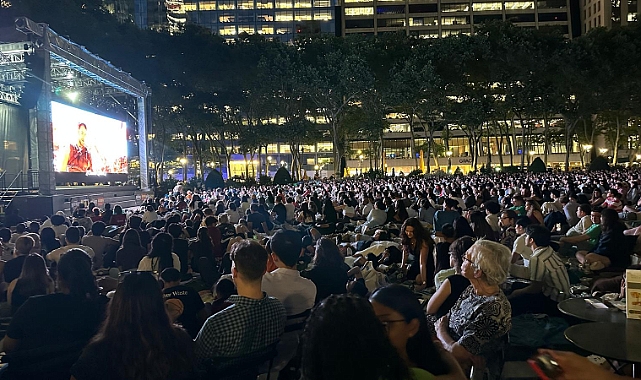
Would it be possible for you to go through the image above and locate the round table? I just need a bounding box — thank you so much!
[558,298,627,323]
[565,321,641,376]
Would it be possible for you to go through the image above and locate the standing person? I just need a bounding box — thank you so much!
[401,218,436,289]
[71,271,195,380]
[161,268,207,339]
[7,253,55,314]
[60,123,93,172]
[195,240,286,359]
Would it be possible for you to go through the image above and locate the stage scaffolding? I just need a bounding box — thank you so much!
[0,17,151,194]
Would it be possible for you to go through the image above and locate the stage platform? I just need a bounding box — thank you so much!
[9,185,152,220]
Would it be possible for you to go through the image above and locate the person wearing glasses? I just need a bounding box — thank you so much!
[498,210,518,250]
[434,240,512,378]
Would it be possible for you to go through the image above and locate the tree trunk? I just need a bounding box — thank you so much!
[543,114,549,166]
[408,113,419,170]
[613,115,621,166]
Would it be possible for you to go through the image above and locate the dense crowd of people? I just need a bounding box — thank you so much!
[0,168,640,379]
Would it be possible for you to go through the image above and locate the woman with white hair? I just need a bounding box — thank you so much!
[435,239,512,379]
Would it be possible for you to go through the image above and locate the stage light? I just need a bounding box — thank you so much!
[66,91,79,102]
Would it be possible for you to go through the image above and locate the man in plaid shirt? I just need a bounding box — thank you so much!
[195,239,286,358]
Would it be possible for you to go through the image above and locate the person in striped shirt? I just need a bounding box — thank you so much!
[508,224,570,316]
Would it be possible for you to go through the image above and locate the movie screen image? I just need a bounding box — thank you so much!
[51,101,128,174]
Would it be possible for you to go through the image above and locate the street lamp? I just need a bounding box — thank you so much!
[582,145,593,167]
[599,148,608,155]
[267,156,272,174]
[314,164,319,177]
[179,157,187,181]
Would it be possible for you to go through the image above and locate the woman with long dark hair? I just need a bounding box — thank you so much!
[577,208,628,270]
[40,227,61,254]
[115,229,147,271]
[7,253,55,314]
[370,285,464,379]
[300,294,410,380]
[138,232,180,273]
[400,218,435,288]
[468,211,497,241]
[302,237,348,303]
[3,249,106,361]
[189,226,215,273]
[71,272,194,380]
[109,205,127,227]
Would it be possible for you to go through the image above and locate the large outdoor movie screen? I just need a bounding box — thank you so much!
[51,101,128,174]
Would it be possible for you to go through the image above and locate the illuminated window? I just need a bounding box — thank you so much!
[276,0,293,8]
[345,6,374,15]
[276,10,294,19]
[442,3,469,11]
[378,18,406,26]
[199,1,217,9]
[238,0,255,8]
[472,2,502,10]
[628,12,637,20]
[219,26,237,35]
[257,0,273,7]
[183,3,198,11]
[504,1,534,9]
[219,13,235,21]
[295,0,312,7]
[258,13,274,20]
[314,9,333,19]
[218,0,236,9]
[344,0,371,3]
[441,29,464,36]
[258,25,275,33]
[441,16,468,24]
[314,0,331,6]
[238,25,255,33]
[295,10,313,18]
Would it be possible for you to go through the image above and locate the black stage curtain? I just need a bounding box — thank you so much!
[0,103,28,179]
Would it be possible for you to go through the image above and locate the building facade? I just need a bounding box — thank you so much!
[338,0,573,38]
[581,0,639,33]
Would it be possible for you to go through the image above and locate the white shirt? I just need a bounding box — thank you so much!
[137,253,181,272]
[354,241,400,258]
[285,203,296,221]
[47,244,96,263]
[512,234,533,266]
[262,268,317,316]
[566,215,592,236]
[142,210,159,223]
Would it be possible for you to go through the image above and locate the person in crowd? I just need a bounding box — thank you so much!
[124,215,151,250]
[565,203,593,236]
[40,226,62,254]
[247,203,270,234]
[512,217,533,264]
[418,198,437,225]
[3,209,24,228]
[115,229,147,271]
[82,222,119,269]
[433,198,460,233]
[0,227,13,261]
[9,223,27,244]
[371,285,466,380]
[560,195,580,226]
[71,271,194,380]
[167,223,189,277]
[26,232,41,255]
[138,232,181,273]
[262,230,317,316]
[434,224,456,274]
[400,217,435,288]
[508,225,570,315]
[142,205,159,224]
[498,210,518,249]
[434,240,512,378]
[2,249,106,377]
[452,216,474,239]
[109,205,127,227]
[357,200,388,233]
[161,268,207,339]
[602,189,624,212]
[428,236,476,318]
[101,203,113,225]
[469,210,497,241]
[302,237,349,303]
[73,209,93,233]
[189,226,216,273]
[509,195,526,217]
[47,226,96,264]
[194,239,286,359]
[43,214,68,242]
[204,216,223,261]
[89,208,103,223]
[576,208,628,270]
[394,198,410,223]
[300,294,413,380]
[484,201,501,235]
[559,206,602,255]
[210,278,236,315]
[525,199,544,225]
[4,235,35,284]
[7,253,54,314]
[590,188,605,208]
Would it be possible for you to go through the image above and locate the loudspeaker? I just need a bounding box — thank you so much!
[19,51,45,109]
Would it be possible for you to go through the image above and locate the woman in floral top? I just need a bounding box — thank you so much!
[435,240,512,380]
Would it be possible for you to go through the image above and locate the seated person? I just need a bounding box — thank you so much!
[433,198,460,233]
[508,225,570,316]
[435,240,512,378]
[4,236,34,284]
[355,200,387,233]
[46,227,96,264]
[262,230,317,317]
[161,268,207,338]
[82,222,119,269]
[558,207,602,255]
[576,208,628,270]
[434,224,456,274]
[194,240,286,359]
[565,203,593,236]
[210,278,236,315]
[512,217,533,264]
[427,236,475,319]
